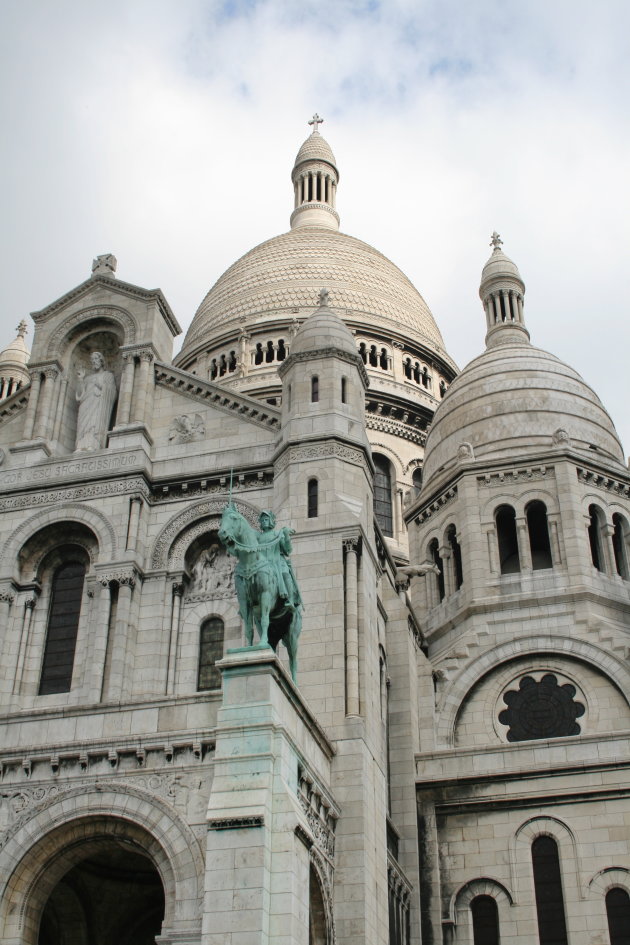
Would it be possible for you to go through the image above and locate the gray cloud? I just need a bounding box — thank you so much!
[1,0,628,449]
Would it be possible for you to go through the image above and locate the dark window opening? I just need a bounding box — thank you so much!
[471,895,500,945]
[265,340,275,363]
[311,376,319,403]
[359,342,367,364]
[369,345,378,367]
[210,359,218,380]
[413,363,421,384]
[254,343,264,365]
[532,835,568,945]
[308,479,318,518]
[404,358,412,379]
[228,350,237,372]
[277,339,286,361]
[341,377,347,404]
[439,380,447,398]
[612,514,629,578]
[499,673,584,741]
[412,467,423,497]
[39,560,86,695]
[421,367,429,388]
[374,454,393,537]
[219,354,227,376]
[606,887,630,945]
[379,347,388,369]
[197,617,224,690]
[496,505,520,574]
[527,500,553,569]
[588,504,605,572]
[429,538,445,601]
[447,524,463,589]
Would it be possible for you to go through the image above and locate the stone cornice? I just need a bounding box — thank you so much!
[154,362,280,431]
[577,465,630,497]
[31,275,181,336]
[366,412,427,446]
[0,386,29,425]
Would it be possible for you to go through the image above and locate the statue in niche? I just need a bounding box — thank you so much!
[75,351,117,452]
[189,543,233,599]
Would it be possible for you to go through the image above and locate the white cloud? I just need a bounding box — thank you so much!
[1,0,628,449]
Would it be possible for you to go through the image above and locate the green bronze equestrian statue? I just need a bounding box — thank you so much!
[218,504,303,682]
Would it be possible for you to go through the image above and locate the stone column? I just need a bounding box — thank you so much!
[0,591,16,695]
[166,582,184,695]
[34,368,58,439]
[344,537,360,716]
[51,375,68,443]
[516,516,532,571]
[439,545,454,597]
[106,573,135,700]
[116,352,136,425]
[132,350,153,425]
[22,371,41,440]
[602,522,617,575]
[548,514,563,567]
[13,597,35,696]
[89,579,112,700]
[126,497,143,552]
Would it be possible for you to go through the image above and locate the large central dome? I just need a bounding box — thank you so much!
[179,227,447,362]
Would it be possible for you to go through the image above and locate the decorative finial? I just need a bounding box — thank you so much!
[308,113,324,134]
[91,253,117,278]
[318,287,329,308]
[16,320,28,339]
[490,231,503,251]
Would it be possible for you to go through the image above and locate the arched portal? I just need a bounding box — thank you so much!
[38,841,165,945]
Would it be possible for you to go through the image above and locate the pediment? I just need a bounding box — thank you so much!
[31,275,181,336]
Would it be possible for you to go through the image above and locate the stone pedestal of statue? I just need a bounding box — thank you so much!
[202,647,334,945]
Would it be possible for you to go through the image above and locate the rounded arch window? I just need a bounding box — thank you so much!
[39,548,89,696]
[198,616,224,691]
[612,513,629,578]
[526,500,553,570]
[606,887,630,945]
[307,478,318,518]
[428,538,445,601]
[446,523,463,590]
[373,454,393,537]
[531,835,569,945]
[412,467,423,497]
[470,894,500,945]
[496,504,520,574]
[588,504,606,572]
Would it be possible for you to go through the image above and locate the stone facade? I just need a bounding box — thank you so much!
[0,123,628,945]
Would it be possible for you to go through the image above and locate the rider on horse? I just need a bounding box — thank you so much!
[256,511,302,608]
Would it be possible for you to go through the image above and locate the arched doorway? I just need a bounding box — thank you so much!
[38,841,164,945]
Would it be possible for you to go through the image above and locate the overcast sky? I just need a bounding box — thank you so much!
[1,1,629,451]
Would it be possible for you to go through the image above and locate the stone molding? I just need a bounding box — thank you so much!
[207,815,264,830]
[274,439,367,474]
[0,503,117,570]
[577,466,630,497]
[154,362,280,430]
[0,476,150,513]
[278,346,369,387]
[477,465,555,487]
[366,412,427,446]
[412,486,458,525]
[297,764,339,862]
[152,498,260,570]
[0,387,29,425]
[50,305,137,353]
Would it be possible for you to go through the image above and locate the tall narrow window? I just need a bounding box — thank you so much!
[198,617,224,691]
[412,467,423,497]
[527,500,553,569]
[373,454,393,537]
[496,505,520,574]
[471,895,500,945]
[429,538,445,601]
[311,375,319,403]
[606,887,630,945]
[612,514,629,578]
[341,377,347,404]
[446,524,463,589]
[531,836,568,945]
[39,560,86,695]
[588,505,605,572]
[308,479,318,518]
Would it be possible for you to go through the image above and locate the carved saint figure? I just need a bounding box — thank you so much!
[255,511,302,607]
[75,352,117,452]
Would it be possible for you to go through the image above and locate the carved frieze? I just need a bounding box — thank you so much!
[577,467,630,497]
[186,543,235,602]
[477,466,555,488]
[275,440,366,474]
[0,475,150,513]
[413,486,458,525]
[168,413,206,444]
[153,499,260,570]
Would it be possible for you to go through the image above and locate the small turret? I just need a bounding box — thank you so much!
[290,114,340,231]
[0,320,30,401]
[479,233,528,347]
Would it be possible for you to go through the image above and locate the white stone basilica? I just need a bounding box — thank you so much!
[0,118,628,945]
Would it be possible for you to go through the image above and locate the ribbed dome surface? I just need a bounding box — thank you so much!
[422,341,624,490]
[180,227,447,361]
[294,132,337,168]
[480,247,522,285]
[0,334,29,367]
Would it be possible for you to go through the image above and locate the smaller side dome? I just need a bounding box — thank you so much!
[479,233,528,348]
[290,288,359,358]
[0,320,30,402]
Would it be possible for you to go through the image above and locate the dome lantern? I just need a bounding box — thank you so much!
[290,114,340,231]
[480,233,528,348]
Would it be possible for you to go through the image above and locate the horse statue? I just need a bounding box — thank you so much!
[218,503,303,682]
